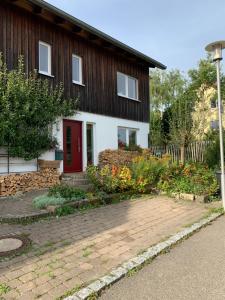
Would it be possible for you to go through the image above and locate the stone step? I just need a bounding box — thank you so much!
[62,172,87,180]
[64,181,94,192]
[61,178,90,185]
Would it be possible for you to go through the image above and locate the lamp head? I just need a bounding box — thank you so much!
[205,41,225,61]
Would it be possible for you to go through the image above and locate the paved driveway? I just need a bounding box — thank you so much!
[0,195,210,299]
[100,215,225,300]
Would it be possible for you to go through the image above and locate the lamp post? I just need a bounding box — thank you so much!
[205,41,225,209]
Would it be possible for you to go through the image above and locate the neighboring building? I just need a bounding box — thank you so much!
[0,0,166,173]
[191,86,222,139]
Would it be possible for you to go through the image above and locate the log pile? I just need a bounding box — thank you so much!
[99,149,143,168]
[0,167,60,197]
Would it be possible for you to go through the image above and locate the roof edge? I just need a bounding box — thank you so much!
[28,0,166,69]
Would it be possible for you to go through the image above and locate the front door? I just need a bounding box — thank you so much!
[63,120,82,173]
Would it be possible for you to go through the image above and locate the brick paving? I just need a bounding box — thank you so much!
[0,195,210,299]
[0,190,47,217]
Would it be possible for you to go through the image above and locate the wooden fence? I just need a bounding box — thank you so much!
[149,141,212,163]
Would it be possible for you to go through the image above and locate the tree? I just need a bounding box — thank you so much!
[168,89,195,163]
[0,54,78,160]
[149,69,187,146]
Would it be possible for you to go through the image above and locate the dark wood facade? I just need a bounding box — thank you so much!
[0,1,154,123]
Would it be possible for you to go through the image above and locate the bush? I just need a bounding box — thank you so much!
[87,154,170,194]
[158,163,218,196]
[48,184,86,200]
[131,155,169,192]
[33,185,86,209]
[33,194,67,209]
[204,138,224,169]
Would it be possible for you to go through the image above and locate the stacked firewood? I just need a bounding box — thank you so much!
[0,168,60,197]
[99,149,141,168]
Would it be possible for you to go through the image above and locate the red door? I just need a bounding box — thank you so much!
[63,120,82,173]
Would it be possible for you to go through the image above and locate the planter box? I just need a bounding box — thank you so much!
[38,159,60,169]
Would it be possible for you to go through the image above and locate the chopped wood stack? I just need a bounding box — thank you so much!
[99,149,142,168]
[0,167,60,197]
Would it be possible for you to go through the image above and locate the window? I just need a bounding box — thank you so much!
[117,72,138,100]
[118,127,137,148]
[211,98,217,109]
[210,120,219,129]
[87,124,94,165]
[129,129,137,146]
[118,127,127,148]
[39,41,51,76]
[72,55,82,84]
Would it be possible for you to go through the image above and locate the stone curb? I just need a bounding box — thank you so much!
[64,212,223,300]
[0,211,50,224]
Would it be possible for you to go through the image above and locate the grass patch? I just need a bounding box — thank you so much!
[82,244,95,258]
[0,283,11,296]
[56,284,84,300]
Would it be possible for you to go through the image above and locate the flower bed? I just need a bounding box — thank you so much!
[88,154,219,199]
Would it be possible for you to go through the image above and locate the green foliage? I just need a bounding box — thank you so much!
[33,185,86,209]
[87,155,170,194]
[55,205,76,216]
[124,144,143,152]
[0,284,11,296]
[33,194,68,209]
[149,69,187,145]
[150,69,186,110]
[48,184,86,200]
[149,110,164,146]
[204,136,225,169]
[158,163,218,196]
[130,156,169,191]
[0,54,78,160]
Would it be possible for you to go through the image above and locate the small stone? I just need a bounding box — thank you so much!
[122,261,137,271]
[131,255,146,265]
[110,267,127,279]
[87,280,105,292]
[64,296,81,300]
[100,275,117,286]
[76,287,93,300]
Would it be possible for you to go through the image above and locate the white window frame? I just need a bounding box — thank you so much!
[118,127,138,147]
[117,72,139,101]
[39,41,52,77]
[72,54,83,85]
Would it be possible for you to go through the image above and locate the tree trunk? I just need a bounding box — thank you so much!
[180,145,185,164]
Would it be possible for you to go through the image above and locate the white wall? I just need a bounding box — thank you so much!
[0,111,149,174]
[56,111,149,172]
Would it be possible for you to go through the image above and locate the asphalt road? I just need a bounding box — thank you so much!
[100,215,225,300]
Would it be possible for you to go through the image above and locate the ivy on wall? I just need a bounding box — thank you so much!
[0,54,78,160]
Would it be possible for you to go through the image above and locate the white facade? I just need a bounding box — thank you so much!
[0,111,149,174]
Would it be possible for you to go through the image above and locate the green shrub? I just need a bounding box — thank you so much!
[204,138,224,169]
[158,163,218,196]
[33,194,67,209]
[55,205,76,216]
[131,156,167,190]
[48,184,86,200]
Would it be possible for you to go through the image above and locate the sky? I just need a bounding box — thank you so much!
[46,0,225,74]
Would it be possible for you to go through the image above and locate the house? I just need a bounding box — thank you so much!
[0,0,166,174]
[191,86,221,139]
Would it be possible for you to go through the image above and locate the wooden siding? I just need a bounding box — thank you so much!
[0,2,150,123]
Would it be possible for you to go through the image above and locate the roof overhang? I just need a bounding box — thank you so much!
[6,0,167,69]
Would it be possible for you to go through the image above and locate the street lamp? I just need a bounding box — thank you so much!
[205,41,225,209]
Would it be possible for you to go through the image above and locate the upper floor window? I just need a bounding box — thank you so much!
[72,54,82,85]
[39,41,52,76]
[210,98,217,109]
[117,72,138,100]
[210,120,219,129]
